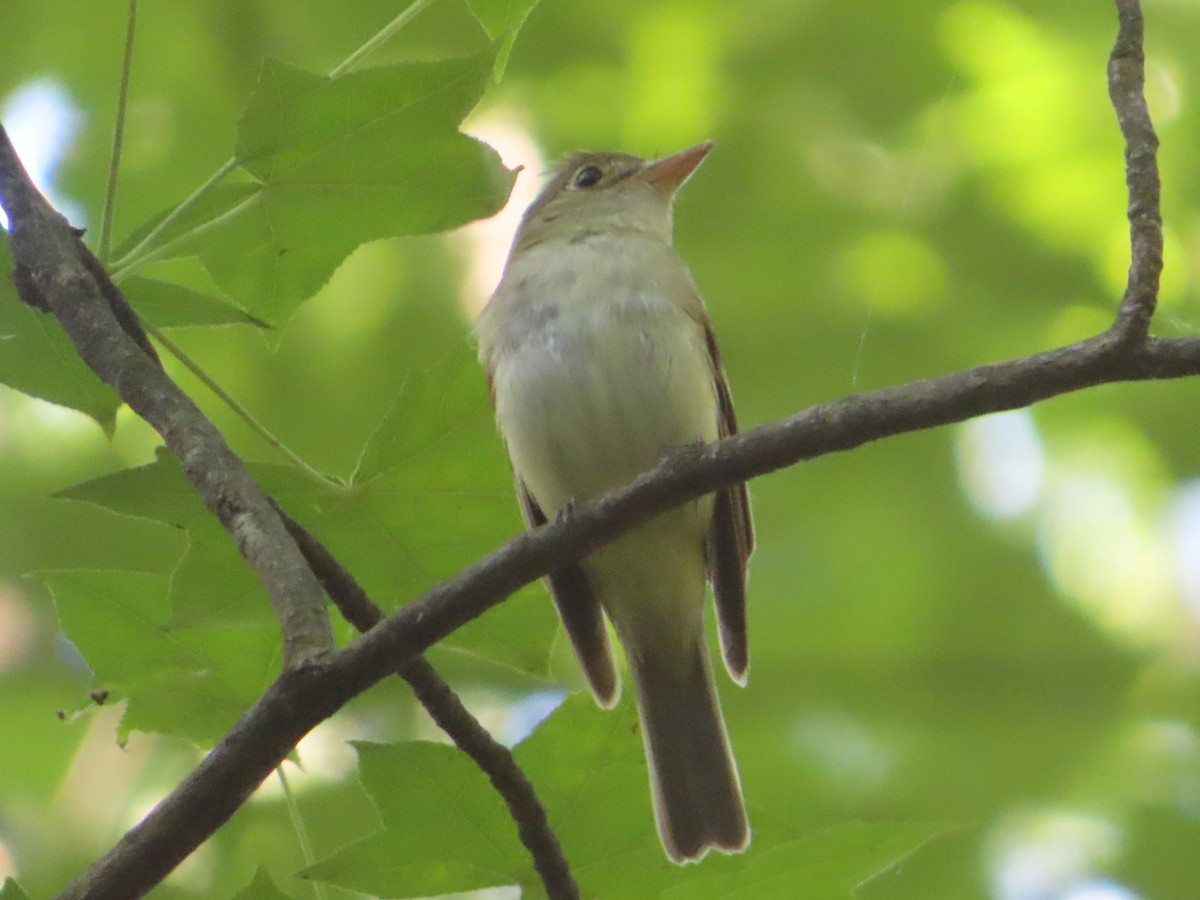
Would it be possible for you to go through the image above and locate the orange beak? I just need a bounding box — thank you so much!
[641,141,715,193]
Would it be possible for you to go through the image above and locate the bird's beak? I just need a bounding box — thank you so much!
[640,141,714,194]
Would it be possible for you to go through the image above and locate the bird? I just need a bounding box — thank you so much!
[475,142,753,863]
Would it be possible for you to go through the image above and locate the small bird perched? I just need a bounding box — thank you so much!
[475,142,753,863]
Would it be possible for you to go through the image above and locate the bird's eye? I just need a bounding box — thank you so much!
[572,165,603,189]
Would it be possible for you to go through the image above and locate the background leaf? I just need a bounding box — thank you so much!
[0,243,120,427]
[231,868,298,900]
[465,0,542,77]
[303,741,524,897]
[42,568,279,746]
[123,276,268,329]
[116,54,517,326]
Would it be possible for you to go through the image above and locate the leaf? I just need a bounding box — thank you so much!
[525,696,954,898]
[42,569,184,685]
[55,343,558,675]
[0,241,121,427]
[231,868,297,900]
[0,675,90,803]
[53,448,275,629]
[657,823,955,900]
[123,276,267,329]
[466,0,543,78]
[115,623,282,745]
[302,741,524,897]
[296,697,947,899]
[41,567,277,745]
[353,339,498,485]
[335,344,555,672]
[519,697,950,898]
[117,55,517,327]
[0,879,31,900]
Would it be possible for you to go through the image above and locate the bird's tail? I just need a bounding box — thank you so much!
[626,635,750,863]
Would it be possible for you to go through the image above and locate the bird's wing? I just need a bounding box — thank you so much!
[701,323,754,684]
[518,482,620,707]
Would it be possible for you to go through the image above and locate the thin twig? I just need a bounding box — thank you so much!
[329,0,441,78]
[1108,0,1162,341]
[98,0,137,262]
[147,326,333,483]
[276,507,581,900]
[276,767,329,900]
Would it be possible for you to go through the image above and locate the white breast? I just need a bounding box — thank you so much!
[479,233,719,515]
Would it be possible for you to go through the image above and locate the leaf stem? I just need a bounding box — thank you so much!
[110,0,440,275]
[330,0,441,78]
[276,766,328,900]
[98,0,137,263]
[145,324,333,484]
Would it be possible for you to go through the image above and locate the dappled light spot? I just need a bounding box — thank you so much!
[622,5,721,150]
[836,230,947,316]
[0,583,36,670]
[939,2,1095,165]
[986,808,1124,900]
[958,412,1188,651]
[938,3,1124,256]
[304,241,406,342]
[1038,470,1176,649]
[457,112,546,316]
[1168,480,1200,621]
[502,689,566,746]
[5,394,102,462]
[954,409,1044,520]
[0,834,13,881]
[0,79,83,230]
[807,139,900,208]
[789,709,892,798]
[1145,59,1183,128]
[1118,720,1200,809]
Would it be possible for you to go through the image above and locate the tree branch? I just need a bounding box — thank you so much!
[28,1,1194,897]
[0,128,334,668]
[1108,0,1162,341]
[276,507,580,900]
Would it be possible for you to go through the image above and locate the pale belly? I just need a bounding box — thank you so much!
[492,305,719,517]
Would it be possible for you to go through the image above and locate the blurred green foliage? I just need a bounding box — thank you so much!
[1,0,1199,897]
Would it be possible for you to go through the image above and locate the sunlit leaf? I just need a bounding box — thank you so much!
[115,54,517,326]
[466,0,542,77]
[41,568,276,745]
[231,868,297,900]
[124,276,267,329]
[302,741,524,896]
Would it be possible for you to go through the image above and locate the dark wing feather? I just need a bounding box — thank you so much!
[703,327,754,683]
[518,482,620,707]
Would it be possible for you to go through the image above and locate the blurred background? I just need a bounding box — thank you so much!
[2,0,1200,897]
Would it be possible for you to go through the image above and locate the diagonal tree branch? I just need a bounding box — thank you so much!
[0,128,334,669]
[0,1,1184,897]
